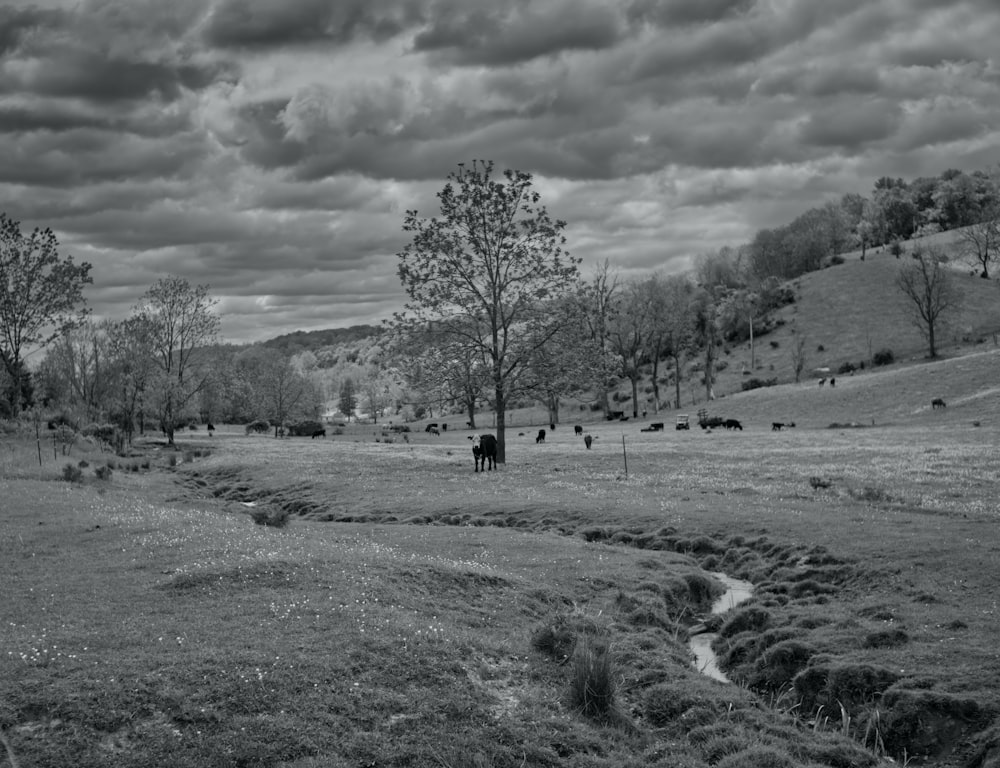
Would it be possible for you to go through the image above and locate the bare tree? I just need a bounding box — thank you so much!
[958,212,1000,278]
[576,260,619,416]
[40,320,112,422]
[791,334,808,383]
[132,277,220,445]
[896,246,961,358]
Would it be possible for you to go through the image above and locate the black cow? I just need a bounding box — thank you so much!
[429,427,440,436]
[549,423,556,431]
[723,419,742,431]
[584,434,593,450]
[536,429,546,443]
[472,434,497,472]
[932,398,946,409]
[574,425,583,435]
[425,423,438,433]
[311,429,326,439]
[207,423,215,436]
[772,422,796,431]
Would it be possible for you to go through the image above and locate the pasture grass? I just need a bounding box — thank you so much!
[3,352,1000,766]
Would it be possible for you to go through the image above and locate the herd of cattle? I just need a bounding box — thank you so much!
[288,394,952,472]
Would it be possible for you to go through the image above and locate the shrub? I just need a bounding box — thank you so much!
[872,348,894,366]
[47,413,78,430]
[568,638,616,718]
[817,344,825,352]
[94,464,113,481]
[245,419,270,435]
[287,420,324,437]
[62,463,83,482]
[829,254,845,266]
[249,505,292,528]
[837,361,856,374]
[741,377,778,392]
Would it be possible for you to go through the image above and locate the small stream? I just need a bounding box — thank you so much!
[689,572,754,683]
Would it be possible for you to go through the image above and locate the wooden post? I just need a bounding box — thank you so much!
[621,434,628,479]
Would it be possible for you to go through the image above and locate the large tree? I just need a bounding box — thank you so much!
[0,213,92,416]
[132,276,220,445]
[896,247,961,358]
[396,160,579,464]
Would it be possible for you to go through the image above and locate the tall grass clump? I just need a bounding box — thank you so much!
[569,638,617,719]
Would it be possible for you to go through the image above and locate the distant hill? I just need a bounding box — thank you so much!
[262,324,382,355]
[706,228,1000,401]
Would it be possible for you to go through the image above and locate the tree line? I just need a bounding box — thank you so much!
[2,160,991,456]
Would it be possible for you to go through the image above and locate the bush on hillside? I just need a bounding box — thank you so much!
[741,377,778,392]
[872,349,894,367]
[837,361,857,375]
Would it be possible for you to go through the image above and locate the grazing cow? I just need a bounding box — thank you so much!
[818,378,826,387]
[932,398,946,409]
[830,378,836,387]
[311,429,326,439]
[584,434,593,450]
[429,427,440,436]
[574,425,583,435]
[536,429,546,444]
[207,423,215,436]
[772,422,796,430]
[472,434,497,472]
[723,419,742,431]
[425,423,438,433]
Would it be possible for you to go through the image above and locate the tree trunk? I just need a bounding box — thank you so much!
[466,400,476,430]
[673,355,682,409]
[495,385,506,464]
[546,392,559,426]
[928,323,937,358]
[630,376,640,419]
[651,356,661,413]
[704,344,715,401]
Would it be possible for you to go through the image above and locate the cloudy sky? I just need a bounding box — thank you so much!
[2,0,998,344]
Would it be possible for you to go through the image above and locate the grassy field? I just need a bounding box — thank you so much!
[3,344,1000,768]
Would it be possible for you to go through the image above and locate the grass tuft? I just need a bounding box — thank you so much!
[568,638,617,719]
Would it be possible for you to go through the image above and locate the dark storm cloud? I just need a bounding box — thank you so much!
[625,0,754,27]
[0,53,229,104]
[0,128,209,188]
[754,65,883,99]
[204,0,422,48]
[413,1,623,65]
[0,5,66,55]
[798,99,904,150]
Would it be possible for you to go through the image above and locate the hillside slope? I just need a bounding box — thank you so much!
[709,248,1000,400]
[709,345,1000,430]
